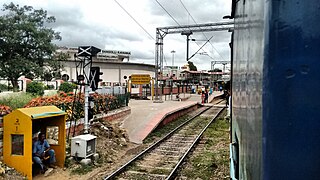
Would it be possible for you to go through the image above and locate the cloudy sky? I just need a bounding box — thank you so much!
[2,0,232,70]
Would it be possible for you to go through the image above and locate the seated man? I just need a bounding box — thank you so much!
[33,133,56,173]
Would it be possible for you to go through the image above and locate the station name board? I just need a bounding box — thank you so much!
[131,74,151,85]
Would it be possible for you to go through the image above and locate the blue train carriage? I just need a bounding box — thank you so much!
[228,0,320,179]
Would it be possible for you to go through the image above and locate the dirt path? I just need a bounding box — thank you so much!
[33,142,144,180]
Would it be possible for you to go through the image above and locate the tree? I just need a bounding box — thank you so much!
[0,3,63,91]
[188,61,197,71]
[41,53,68,81]
[213,68,222,72]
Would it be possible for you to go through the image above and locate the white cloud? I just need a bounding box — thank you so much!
[1,0,232,70]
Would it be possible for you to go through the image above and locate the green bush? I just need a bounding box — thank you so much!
[59,82,76,93]
[26,81,45,96]
[44,84,55,90]
[0,93,34,109]
[0,84,8,92]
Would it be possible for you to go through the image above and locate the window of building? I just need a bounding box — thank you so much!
[11,134,24,155]
[62,74,69,81]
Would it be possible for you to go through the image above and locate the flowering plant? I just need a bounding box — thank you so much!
[0,105,12,115]
[24,92,120,121]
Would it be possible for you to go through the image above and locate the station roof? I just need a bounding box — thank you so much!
[180,70,209,74]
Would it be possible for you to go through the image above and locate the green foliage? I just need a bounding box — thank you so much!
[143,114,191,143]
[0,83,14,91]
[42,72,53,82]
[0,84,8,92]
[26,81,44,96]
[44,85,55,90]
[64,157,71,168]
[0,3,63,91]
[59,82,76,93]
[188,61,197,71]
[182,116,229,179]
[0,93,34,109]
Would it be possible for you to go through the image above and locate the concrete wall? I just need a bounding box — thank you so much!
[66,107,131,137]
[61,61,155,84]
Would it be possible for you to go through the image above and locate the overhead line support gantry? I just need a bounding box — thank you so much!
[154,21,234,102]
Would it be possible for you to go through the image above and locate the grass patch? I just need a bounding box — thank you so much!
[143,114,191,143]
[149,168,171,174]
[71,164,93,175]
[184,151,219,178]
[181,111,230,179]
[0,93,34,109]
[120,173,149,180]
[129,163,142,171]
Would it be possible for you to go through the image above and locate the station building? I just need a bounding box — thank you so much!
[57,47,155,86]
[161,64,229,87]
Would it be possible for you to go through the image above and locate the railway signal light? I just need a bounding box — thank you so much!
[89,67,103,91]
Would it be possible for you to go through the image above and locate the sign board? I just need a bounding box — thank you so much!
[131,74,151,85]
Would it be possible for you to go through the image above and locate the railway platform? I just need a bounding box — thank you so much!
[121,91,224,144]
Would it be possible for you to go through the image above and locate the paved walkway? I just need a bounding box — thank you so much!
[122,91,223,144]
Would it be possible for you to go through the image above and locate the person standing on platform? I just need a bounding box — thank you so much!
[205,89,209,103]
[224,90,230,107]
[201,91,205,105]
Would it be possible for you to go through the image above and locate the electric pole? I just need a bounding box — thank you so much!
[181,31,193,61]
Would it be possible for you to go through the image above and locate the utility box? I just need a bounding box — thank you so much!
[71,134,97,158]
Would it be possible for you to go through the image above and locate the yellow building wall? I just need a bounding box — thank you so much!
[4,111,32,179]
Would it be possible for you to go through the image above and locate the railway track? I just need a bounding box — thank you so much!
[104,101,225,180]
[175,106,230,179]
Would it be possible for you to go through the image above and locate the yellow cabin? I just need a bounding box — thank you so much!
[3,106,66,179]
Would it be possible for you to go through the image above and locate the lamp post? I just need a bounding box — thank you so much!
[123,75,128,106]
[170,50,175,100]
[171,50,176,67]
[170,50,176,78]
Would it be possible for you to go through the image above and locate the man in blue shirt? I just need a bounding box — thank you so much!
[33,133,56,173]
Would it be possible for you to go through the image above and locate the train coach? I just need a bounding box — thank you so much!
[228,0,320,179]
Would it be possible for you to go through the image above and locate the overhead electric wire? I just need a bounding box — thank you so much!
[179,0,227,61]
[179,0,197,26]
[113,0,155,41]
[154,0,182,27]
[155,0,221,61]
[188,36,213,60]
[154,0,203,63]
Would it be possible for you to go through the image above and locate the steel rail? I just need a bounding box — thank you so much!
[104,106,211,180]
[166,107,225,180]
